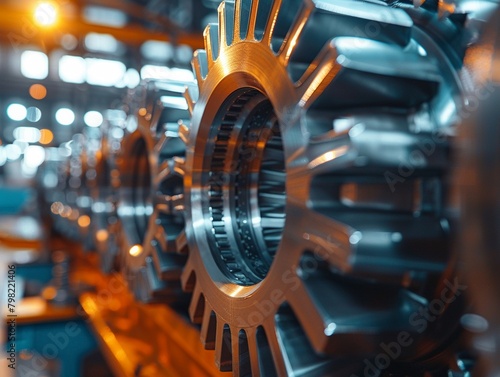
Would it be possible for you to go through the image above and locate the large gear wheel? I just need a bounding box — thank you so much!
[180,0,496,375]
[115,80,194,303]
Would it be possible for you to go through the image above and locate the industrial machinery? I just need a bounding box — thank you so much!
[16,0,500,376]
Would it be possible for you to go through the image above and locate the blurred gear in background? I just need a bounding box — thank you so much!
[113,80,193,303]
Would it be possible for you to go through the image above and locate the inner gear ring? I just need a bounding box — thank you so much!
[204,89,285,285]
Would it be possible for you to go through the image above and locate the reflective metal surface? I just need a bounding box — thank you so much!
[31,1,500,375]
[80,277,224,377]
[179,0,496,375]
[114,80,193,303]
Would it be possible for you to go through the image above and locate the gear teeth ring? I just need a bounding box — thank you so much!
[180,0,495,375]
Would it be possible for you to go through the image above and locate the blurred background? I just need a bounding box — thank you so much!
[0,2,220,376]
[0,0,223,186]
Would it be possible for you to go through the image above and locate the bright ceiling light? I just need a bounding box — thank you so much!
[85,33,119,53]
[13,127,41,143]
[5,144,22,161]
[83,6,127,27]
[24,145,46,168]
[55,108,75,126]
[21,51,49,80]
[141,41,173,61]
[34,2,57,27]
[86,58,126,87]
[84,111,103,128]
[59,55,86,84]
[0,147,6,166]
[7,104,27,121]
[123,68,140,89]
[140,65,194,81]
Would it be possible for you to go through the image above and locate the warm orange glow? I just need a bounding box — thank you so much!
[129,244,143,257]
[39,129,54,144]
[29,84,47,100]
[34,2,58,27]
[96,229,109,242]
[42,286,57,300]
[138,108,147,117]
[78,215,91,228]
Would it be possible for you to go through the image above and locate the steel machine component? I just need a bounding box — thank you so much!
[178,0,496,375]
[91,122,122,274]
[114,80,194,303]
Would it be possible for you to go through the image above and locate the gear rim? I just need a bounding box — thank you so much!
[180,0,483,374]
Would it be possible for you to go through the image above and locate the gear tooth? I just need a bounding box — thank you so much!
[288,273,429,355]
[173,156,186,176]
[153,130,167,155]
[296,39,341,109]
[178,121,190,145]
[192,49,208,86]
[260,323,288,376]
[137,114,152,135]
[152,224,168,252]
[215,321,233,372]
[278,0,315,65]
[189,283,205,323]
[150,236,184,281]
[233,0,242,42]
[247,0,260,39]
[200,305,217,350]
[175,229,188,254]
[231,331,240,377]
[437,0,456,19]
[183,88,195,116]
[181,262,196,292]
[204,23,220,64]
[287,0,413,68]
[297,37,440,110]
[262,0,283,46]
[218,2,227,47]
[245,329,261,376]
